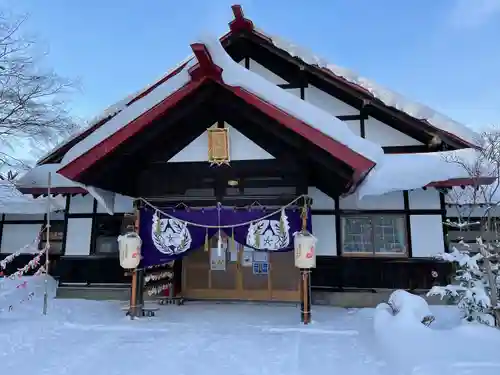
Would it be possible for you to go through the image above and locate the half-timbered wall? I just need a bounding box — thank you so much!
[241,58,424,148]
[169,122,274,163]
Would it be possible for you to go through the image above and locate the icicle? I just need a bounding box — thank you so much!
[204,228,209,252]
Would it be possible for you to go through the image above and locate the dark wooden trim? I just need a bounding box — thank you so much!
[403,191,413,257]
[383,145,429,154]
[440,191,448,252]
[61,195,71,255]
[311,208,444,215]
[334,197,342,257]
[279,82,302,89]
[359,107,366,138]
[244,56,250,69]
[337,114,368,122]
[0,214,4,250]
[2,219,46,225]
[89,199,99,255]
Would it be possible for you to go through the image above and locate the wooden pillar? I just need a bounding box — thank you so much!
[129,202,142,319]
[300,269,311,324]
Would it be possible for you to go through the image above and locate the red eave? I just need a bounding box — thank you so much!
[426,177,496,189]
[58,43,375,185]
[226,85,375,182]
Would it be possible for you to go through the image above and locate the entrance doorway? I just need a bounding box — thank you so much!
[182,234,300,302]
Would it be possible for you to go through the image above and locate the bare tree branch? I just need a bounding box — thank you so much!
[0,10,78,172]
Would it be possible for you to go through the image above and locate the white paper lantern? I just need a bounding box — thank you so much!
[117,232,142,269]
[294,231,317,269]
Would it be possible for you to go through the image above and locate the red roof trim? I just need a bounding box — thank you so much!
[426,177,496,188]
[189,44,223,82]
[58,78,206,181]
[229,5,254,34]
[225,85,375,181]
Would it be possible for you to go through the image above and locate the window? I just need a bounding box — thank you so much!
[93,215,127,255]
[39,221,65,255]
[342,215,407,256]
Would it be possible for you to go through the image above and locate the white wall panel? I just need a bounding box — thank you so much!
[340,191,404,210]
[114,194,134,213]
[65,218,92,256]
[365,117,423,146]
[409,189,441,210]
[410,215,444,257]
[1,224,40,253]
[308,187,335,209]
[248,59,287,85]
[169,124,274,163]
[312,215,337,256]
[304,85,358,116]
[69,195,94,213]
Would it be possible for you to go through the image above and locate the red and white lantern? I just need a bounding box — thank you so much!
[294,231,317,269]
[118,232,142,269]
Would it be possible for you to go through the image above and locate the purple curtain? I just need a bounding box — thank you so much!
[139,207,217,267]
[139,206,312,267]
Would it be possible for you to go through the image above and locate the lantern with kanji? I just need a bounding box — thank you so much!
[294,231,317,268]
[118,232,142,269]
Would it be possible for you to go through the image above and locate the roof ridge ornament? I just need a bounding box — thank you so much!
[229,4,254,33]
[189,43,223,82]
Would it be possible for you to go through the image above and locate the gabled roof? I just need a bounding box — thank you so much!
[57,41,379,186]
[38,4,480,166]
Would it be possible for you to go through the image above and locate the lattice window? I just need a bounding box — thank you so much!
[342,215,407,256]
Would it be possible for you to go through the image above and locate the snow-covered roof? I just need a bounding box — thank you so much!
[256,29,481,147]
[37,5,480,168]
[357,148,492,198]
[17,163,81,190]
[0,180,65,214]
[200,35,384,164]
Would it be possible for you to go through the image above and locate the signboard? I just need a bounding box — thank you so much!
[210,247,226,271]
[208,127,230,165]
[252,262,269,275]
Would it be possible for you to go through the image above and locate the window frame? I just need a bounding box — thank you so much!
[39,220,65,255]
[92,214,127,256]
[341,214,408,257]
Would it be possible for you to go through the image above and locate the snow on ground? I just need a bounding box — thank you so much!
[1,281,500,375]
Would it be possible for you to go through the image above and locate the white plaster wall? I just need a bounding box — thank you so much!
[114,194,134,213]
[65,218,92,256]
[409,189,441,210]
[365,117,423,147]
[169,123,274,163]
[304,85,358,116]
[308,187,335,209]
[1,224,40,253]
[340,191,404,210]
[69,195,94,213]
[410,215,444,257]
[312,215,337,256]
[247,59,287,85]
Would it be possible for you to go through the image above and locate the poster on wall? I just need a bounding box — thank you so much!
[253,251,268,263]
[252,262,269,275]
[242,247,253,267]
[210,247,226,271]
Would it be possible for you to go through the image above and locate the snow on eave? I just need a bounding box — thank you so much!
[357,148,490,198]
[36,56,195,165]
[0,180,65,214]
[17,163,81,189]
[59,59,196,166]
[254,28,481,148]
[200,34,384,165]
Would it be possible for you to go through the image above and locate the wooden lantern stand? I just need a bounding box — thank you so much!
[300,268,312,324]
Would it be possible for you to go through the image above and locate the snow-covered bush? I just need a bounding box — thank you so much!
[427,242,499,326]
[386,290,435,325]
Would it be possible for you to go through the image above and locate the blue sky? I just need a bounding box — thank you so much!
[2,0,500,130]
